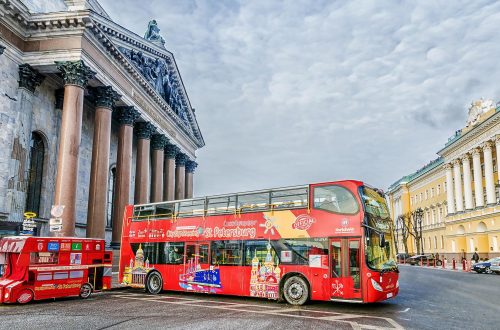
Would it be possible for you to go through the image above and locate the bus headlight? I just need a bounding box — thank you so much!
[371,278,383,292]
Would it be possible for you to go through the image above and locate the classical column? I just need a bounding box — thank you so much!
[483,141,496,205]
[163,144,178,201]
[151,133,168,203]
[86,86,120,239]
[461,154,474,210]
[185,160,198,199]
[445,163,455,214]
[472,148,484,208]
[496,136,500,186]
[111,106,139,248]
[134,122,155,204]
[52,61,95,237]
[175,153,187,200]
[452,159,464,212]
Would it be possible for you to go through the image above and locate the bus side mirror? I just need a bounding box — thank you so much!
[379,233,386,248]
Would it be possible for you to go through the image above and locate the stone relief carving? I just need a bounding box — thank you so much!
[118,46,191,129]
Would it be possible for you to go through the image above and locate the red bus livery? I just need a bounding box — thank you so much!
[119,180,398,305]
[0,237,112,304]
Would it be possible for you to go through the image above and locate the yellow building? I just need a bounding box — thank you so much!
[387,99,500,260]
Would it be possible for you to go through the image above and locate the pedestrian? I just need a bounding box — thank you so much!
[472,250,479,264]
[435,252,440,261]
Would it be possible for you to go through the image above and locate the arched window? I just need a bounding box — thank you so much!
[106,166,117,228]
[25,132,45,216]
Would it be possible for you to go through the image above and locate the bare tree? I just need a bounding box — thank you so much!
[406,208,424,255]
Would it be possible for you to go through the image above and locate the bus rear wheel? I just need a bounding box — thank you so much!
[146,271,163,294]
[79,283,93,299]
[283,276,309,306]
[16,289,34,304]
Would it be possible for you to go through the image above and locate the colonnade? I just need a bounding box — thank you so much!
[445,138,500,214]
[51,60,197,246]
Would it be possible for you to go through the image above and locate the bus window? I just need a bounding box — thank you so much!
[211,241,243,265]
[37,273,52,281]
[244,241,278,266]
[313,185,359,215]
[0,253,6,277]
[54,272,69,280]
[31,252,59,265]
[331,241,342,278]
[164,242,184,264]
[272,239,328,265]
[70,270,84,279]
[199,244,209,264]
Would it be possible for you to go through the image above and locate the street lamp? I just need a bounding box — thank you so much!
[415,208,424,255]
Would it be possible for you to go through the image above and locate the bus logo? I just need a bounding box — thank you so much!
[292,214,315,230]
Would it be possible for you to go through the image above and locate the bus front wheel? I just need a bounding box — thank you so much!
[146,271,163,294]
[79,283,93,299]
[283,276,309,305]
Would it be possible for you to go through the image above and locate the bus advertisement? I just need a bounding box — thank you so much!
[0,237,112,304]
[119,180,398,305]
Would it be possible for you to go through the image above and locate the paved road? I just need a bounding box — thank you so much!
[0,266,498,329]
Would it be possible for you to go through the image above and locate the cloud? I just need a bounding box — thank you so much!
[99,0,500,195]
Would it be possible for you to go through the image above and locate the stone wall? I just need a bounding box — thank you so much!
[0,51,22,220]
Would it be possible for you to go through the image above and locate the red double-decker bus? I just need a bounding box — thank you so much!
[0,237,112,304]
[119,180,398,305]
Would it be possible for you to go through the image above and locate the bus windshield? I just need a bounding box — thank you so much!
[361,187,397,271]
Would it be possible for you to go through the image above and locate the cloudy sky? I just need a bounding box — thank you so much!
[99,0,500,196]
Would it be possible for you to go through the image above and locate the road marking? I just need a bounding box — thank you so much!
[113,293,404,330]
[398,308,410,313]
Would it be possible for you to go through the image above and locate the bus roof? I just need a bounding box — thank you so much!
[0,236,104,253]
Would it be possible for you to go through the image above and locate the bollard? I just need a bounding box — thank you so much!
[452,258,456,270]
[427,258,430,267]
[433,259,436,268]
[443,258,446,269]
[462,259,466,271]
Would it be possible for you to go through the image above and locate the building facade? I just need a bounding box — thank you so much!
[388,99,500,260]
[0,0,204,247]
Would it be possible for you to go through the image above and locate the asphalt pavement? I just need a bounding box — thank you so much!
[0,265,498,330]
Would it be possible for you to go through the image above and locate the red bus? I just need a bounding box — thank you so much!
[119,180,398,305]
[0,237,112,304]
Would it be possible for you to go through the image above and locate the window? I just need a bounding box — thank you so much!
[425,190,428,200]
[271,238,328,265]
[211,241,243,265]
[313,185,359,214]
[437,185,441,195]
[25,132,45,215]
[244,240,278,266]
[431,188,434,198]
[54,272,68,280]
[70,270,84,279]
[177,199,206,218]
[164,242,184,264]
[37,273,52,281]
[30,252,58,264]
[107,166,116,228]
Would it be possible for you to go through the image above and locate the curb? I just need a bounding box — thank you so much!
[398,263,473,273]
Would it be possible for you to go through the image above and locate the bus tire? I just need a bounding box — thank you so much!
[146,271,163,294]
[283,276,309,306]
[16,289,34,304]
[79,283,93,299]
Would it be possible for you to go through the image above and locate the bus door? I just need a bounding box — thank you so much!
[330,237,362,300]
[184,243,211,287]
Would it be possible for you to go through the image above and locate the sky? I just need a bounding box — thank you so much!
[98,0,500,197]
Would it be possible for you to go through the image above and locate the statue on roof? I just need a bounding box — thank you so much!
[466,98,495,127]
[144,20,166,47]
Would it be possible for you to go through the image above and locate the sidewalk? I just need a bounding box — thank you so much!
[398,261,474,273]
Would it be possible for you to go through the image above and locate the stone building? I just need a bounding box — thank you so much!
[0,0,204,247]
[387,99,500,260]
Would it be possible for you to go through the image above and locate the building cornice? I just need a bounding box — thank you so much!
[438,110,500,161]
